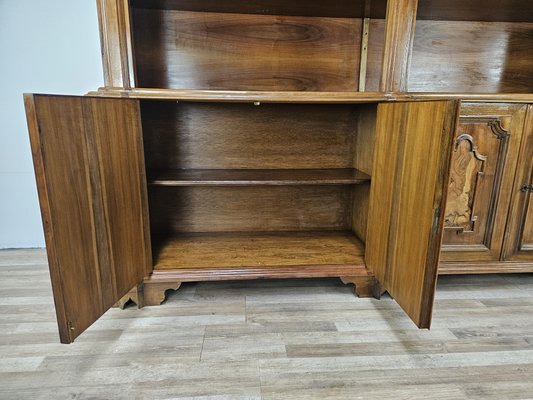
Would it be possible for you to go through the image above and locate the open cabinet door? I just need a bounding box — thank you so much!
[25,94,151,343]
[366,100,459,328]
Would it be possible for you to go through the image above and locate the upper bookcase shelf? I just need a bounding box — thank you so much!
[98,0,533,95]
[129,0,387,92]
[409,0,533,93]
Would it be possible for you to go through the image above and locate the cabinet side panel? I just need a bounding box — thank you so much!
[85,98,151,301]
[368,100,457,328]
[366,103,406,279]
[26,95,104,343]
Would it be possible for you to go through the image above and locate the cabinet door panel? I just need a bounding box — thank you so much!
[441,104,527,262]
[25,94,151,343]
[503,105,533,261]
[366,100,458,328]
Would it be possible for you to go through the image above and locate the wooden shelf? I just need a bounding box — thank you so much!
[147,168,371,186]
[152,231,366,276]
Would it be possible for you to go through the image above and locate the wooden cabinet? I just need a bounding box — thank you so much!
[24,0,533,343]
[440,103,533,273]
[26,93,458,343]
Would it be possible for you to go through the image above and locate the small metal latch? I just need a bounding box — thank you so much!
[67,321,75,331]
[520,184,533,193]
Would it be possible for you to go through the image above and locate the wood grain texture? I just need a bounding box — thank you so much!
[380,0,418,92]
[140,102,361,170]
[24,95,150,343]
[416,0,533,22]
[131,0,388,18]
[365,19,386,92]
[366,100,458,328]
[24,95,99,344]
[147,168,370,186]
[148,186,352,233]
[3,250,533,399]
[149,264,370,282]
[132,9,362,91]
[97,0,135,88]
[503,105,533,261]
[152,231,365,270]
[439,261,533,274]
[441,103,527,263]
[409,21,533,93]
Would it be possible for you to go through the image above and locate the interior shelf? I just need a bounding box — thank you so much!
[147,168,371,186]
[152,231,365,270]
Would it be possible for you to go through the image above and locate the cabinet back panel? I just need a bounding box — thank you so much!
[149,186,352,233]
[132,9,363,91]
[131,0,388,18]
[409,21,533,93]
[365,19,386,92]
[141,101,367,169]
[416,0,533,23]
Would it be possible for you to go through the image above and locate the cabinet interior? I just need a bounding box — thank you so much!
[139,101,377,270]
[130,0,387,91]
[409,0,533,93]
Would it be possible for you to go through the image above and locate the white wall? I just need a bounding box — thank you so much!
[0,1,103,248]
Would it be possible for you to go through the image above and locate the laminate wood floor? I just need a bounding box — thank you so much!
[1,249,533,399]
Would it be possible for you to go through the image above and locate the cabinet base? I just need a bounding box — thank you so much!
[340,275,378,298]
[132,264,373,306]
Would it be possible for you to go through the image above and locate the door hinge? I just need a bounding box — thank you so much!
[520,184,533,193]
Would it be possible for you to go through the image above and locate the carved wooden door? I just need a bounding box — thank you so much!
[366,100,458,329]
[25,94,152,343]
[503,105,533,261]
[440,103,527,263]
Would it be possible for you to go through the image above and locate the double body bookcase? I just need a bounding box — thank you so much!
[25,0,533,343]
